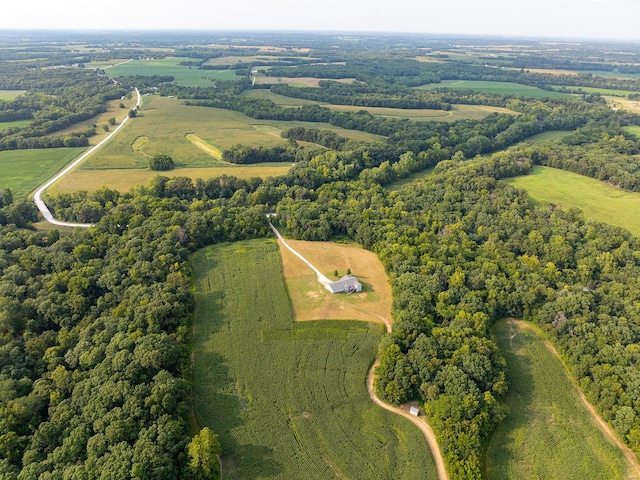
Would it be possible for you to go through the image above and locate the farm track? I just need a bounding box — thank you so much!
[367,361,449,480]
[33,86,141,227]
[510,319,640,479]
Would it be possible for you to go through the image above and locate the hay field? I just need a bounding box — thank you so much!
[417,80,568,98]
[505,166,640,238]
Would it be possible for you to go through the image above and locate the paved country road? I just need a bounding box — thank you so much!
[33,87,141,227]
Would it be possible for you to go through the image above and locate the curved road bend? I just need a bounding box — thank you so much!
[33,88,141,228]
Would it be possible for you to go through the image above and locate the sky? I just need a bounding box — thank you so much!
[3,0,640,41]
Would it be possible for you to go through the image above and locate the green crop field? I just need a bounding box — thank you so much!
[505,166,640,237]
[192,239,437,480]
[417,80,567,98]
[0,147,85,198]
[0,90,26,100]
[103,57,240,87]
[486,320,631,479]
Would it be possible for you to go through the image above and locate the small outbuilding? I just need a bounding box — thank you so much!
[326,275,362,295]
[409,406,420,417]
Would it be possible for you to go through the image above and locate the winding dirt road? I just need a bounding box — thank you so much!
[33,87,141,227]
[366,361,449,480]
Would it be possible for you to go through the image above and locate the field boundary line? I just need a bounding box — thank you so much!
[33,88,141,227]
[511,319,640,479]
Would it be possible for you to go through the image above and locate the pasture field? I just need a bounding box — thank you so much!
[416,80,567,98]
[523,130,573,144]
[242,89,326,106]
[103,57,240,87]
[253,75,356,87]
[623,125,640,137]
[326,104,517,122]
[505,166,640,237]
[243,89,516,121]
[278,238,392,325]
[0,119,32,131]
[486,319,632,479]
[551,85,639,97]
[192,239,437,480]
[386,168,434,191]
[0,147,85,198]
[50,164,292,194]
[80,95,382,170]
[0,90,26,100]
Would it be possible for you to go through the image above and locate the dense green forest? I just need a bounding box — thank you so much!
[4,31,640,479]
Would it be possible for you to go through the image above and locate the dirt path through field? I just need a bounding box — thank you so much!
[510,319,640,479]
[367,361,449,480]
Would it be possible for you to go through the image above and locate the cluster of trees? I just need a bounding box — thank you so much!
[0,68,127,150]
[149,154,175,171]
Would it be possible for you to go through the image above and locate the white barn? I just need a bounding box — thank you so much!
[326,275,362,294]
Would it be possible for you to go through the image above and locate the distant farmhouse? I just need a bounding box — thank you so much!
[326,275,362,294]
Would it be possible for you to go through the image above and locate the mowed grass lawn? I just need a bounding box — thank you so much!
[104,57,240,87]
[192,239,437,480]
[0,147,85,198]
[486,319,632,479]
[278,238,392,325]
[505,166,640,237]
[417,80,567,98]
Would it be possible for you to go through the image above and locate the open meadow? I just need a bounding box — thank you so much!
[505,166,640,237]
[417,80,568,98]
[0,119,32,131]
[243,89,517,121]
[0,147,85,198]
[192,239,437,480]
[102,57,240,87]
[486,319,633,479]
[0,90,25,100]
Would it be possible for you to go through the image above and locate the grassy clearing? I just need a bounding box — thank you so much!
[523,130,573,144]
[0,119,32,131]
[242,90,515,121]
[551,85,640,97]
[192,239,437,480]
[278,238,392,325]
[386,168,435,191]
[505,166,640,237]
[417,80,567,98]
[104,57,240,87]
[0,90,26,100]
[486,319,632,479]
[326,104,517,122]
[254,75,357,87]
[242,89,325,106]
[0,147,85,198]
[49,164,292,194]
[623,125,640,137]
